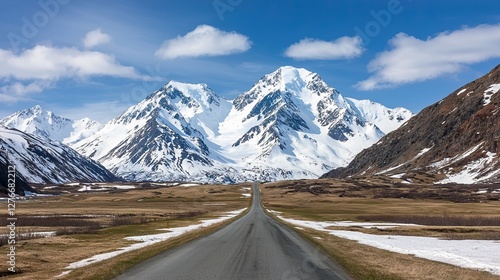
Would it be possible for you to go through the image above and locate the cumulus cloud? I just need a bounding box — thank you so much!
[284,36,364,60]
[356,24,500,90]
[0,45,150,81]
[0,81,51,102]
[155,25,251,59]
[83,28,112,49]
[0,45,155,102]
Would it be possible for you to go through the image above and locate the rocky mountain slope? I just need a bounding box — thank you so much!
[72,81,235,182]
[73,66,412,182]
[0,156,32,195]
[0,126,119,186]
[322,64,500,184]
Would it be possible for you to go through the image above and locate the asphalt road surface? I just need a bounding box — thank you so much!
[115,182,352,280]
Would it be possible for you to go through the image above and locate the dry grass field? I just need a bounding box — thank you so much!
[1,178,499,280]
[261,178,500,280]
[0,183,251,279]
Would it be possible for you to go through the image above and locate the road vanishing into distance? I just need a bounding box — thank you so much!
[115,183,351,280]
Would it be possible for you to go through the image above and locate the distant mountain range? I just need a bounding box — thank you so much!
[322,64,500,184]
[0,105,102,145]
[71,66,412,182]
[1,66,412,184]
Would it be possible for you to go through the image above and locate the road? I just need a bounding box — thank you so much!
[115,182,352,280]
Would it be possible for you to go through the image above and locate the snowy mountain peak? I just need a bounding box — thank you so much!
[31,104,44,114]
[233,66,337,113]
[20,105,67,122]
[1,105,72,140]
[160,80,222,109]
[275,66,313,85]
[217,66,413,181]
[0,106,101,145]
[118,80,231,128]
[260,66,330,94]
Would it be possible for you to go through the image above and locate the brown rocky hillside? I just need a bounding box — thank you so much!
[322,64,500,184]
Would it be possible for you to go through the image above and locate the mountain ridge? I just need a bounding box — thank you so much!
[71,66,412,182]
[321,64,500,184]
[0,125,119,186]
[0,105,102,145]
[2,66,413,183]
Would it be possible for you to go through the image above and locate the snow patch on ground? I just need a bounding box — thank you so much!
[375,161,408,175]
[179,183,200,187]
[332,231,500,275]
[241,193,251,197]
[268,210,417,229]
[76,184,136,192]
[376,147,432,176]
[109,185,136,190]
[58,208,246,276]
[24,191,52,197]
[437,151,497,184]
[273,214,500,275]
[431,143,484,170]
[77,185,109,192]
[415,147,432,158]
[456,88,467,96]
[484,84,500,106]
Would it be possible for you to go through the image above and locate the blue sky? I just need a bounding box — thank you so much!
[0,0,499,122]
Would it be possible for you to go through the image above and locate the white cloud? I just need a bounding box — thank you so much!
[356,24,500,90]
[155,25,251,59]
[83,28,112,49]
[0,81,51,102]
[0,45,156,102]
[0,45,152,81]
[284,36,364,60]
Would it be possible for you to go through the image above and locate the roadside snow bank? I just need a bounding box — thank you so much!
[272,212,500,276]
[268,210,418,229]
[56,208,246,277]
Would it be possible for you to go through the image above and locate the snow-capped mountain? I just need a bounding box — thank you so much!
[73,66,412,182]
[73,81,236,182]
[0,105,102,145]
[0,125,119,185]
[215,66,411,180]
[322,64,500,184]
